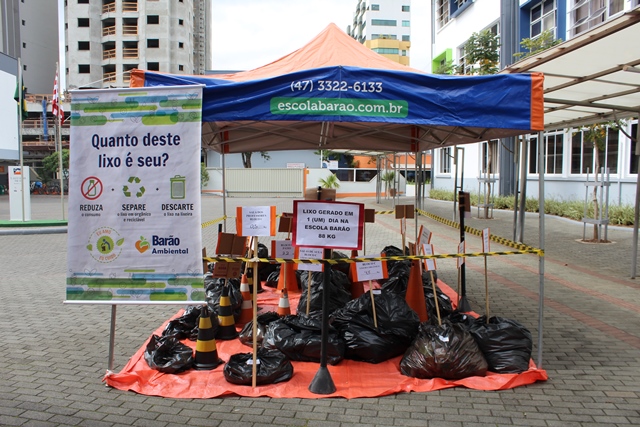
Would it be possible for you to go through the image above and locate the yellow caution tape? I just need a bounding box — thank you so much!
[375,210,395,215]
[201,215,227,229]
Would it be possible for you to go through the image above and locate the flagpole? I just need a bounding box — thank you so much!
[18,58,25,222]
[55,62,65,220]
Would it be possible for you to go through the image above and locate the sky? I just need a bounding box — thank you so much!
[210,0,431,72]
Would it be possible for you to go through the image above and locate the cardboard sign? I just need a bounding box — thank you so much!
[278,213,293,233]
[236,206,276,237]
[351,257,388,282]
[482,228,490,253]
[395,204,415,219]
[216,232,247,256]
[422,244,437,271]
[292,200,364,249]
[272,240,294,258]
[364,208,376,223]
[295,246,324,272]
[457,241,466,268]
[212,261,242,279]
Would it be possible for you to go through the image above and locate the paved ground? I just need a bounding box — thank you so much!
[1,193,640,426]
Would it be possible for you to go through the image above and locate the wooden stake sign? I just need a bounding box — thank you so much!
[395,204,414,255]
[295,246,324,315]
[421,243,441,325]
[482,227,490,323]
[350,256,388,329]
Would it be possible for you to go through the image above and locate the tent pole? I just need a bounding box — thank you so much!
[537,131,545,368]
[519,137,529,242]
[222,151,227,232]
[631,118,640,278]
[513,139,520,241]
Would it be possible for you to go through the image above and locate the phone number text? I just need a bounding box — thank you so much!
[290,80,383,93]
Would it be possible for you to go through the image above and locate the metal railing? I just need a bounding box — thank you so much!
[103,49,116,60]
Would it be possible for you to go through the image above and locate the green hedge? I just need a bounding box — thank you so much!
[427,189,635,226]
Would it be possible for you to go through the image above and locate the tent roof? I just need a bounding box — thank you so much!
[209,23,424,82]
[131,24,543,154]
[501,7,640,130]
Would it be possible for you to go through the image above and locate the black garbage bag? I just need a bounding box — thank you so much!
[162,305,202,341]
[400,321,488,379]
[330,291,420,363]
[257,243,278,282]
[205,277,243,319]
[424,287,454,324]
[380,245,411,272]
[223,348,293,386]
[331,250,351,277]
[445,311,476,329]
[239,311,281,348]
[264,268,280,288]
[380,261,411,292]
[263,314,345,365]
[468,316,533,373]
[297,270,351,315]
[144,334,194,374]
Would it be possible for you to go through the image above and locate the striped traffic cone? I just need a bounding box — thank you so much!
[217,285,239,340]
[245,266,263,294]
[277,289,291,316]
[193,305,224,370]
[237,273,253,325]
[277,262,299,293]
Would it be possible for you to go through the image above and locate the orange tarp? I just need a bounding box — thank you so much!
[104,281,547,399]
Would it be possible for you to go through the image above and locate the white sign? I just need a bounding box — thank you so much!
[286,163,305,168]
[66,85,204,303]
[422,244,437,271]
[417,225,432,248]
[352,257,388,282]
[292,200,363,249]
[482,228,490,252]
[9,166,31,221]
[236,205,276,237]
[296,247,324,272]
[457,241,466,268]
[273,240,294,258]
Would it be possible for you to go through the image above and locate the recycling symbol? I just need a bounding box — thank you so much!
[123,176,145,198]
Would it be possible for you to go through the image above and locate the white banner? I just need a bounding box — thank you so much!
[66,85,204,303]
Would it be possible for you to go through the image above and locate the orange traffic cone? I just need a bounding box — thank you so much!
[405,259,429,322]
[193,305,224,370]
[217,285,239,340]
[277,289,291,316]
[277,262,299,293]
[237,273,253,324]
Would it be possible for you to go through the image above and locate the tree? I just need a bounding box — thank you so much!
[462,29,500,75]
[380,170,395,198]
[241,151,271,168]
[514,30,562,60]
[318,173,340,189]
[42,149,69,182]
[200,162,209,189]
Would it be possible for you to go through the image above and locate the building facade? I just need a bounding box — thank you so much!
[64,0,211,90]
[348,0,412,66]
[430,0,640,205]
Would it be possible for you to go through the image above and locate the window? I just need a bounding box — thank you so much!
[78,0,89,3]
[402,35,410,42]
[373,48,399,54]
[528,132,564,174]
[571,127,619,174]
[439,148,452,173]
[179,42,184,48]
[179,19,184,25]
[371,4,380,10]
[147,15,159,24]
[78,64,90,74]
[530,0,556,38]
[371,19,396,26]
[482,140,499,174]
[22,42,26,48]
[457,44,473,75]
[402,5,410,12]
[402,20,410,27]
[78,18,89,27]
[147,39,159,48]
[372,34,397,40]
[570,0,624,36]
[401,50,407,56]
[630,123,638,174]
[178,65,184,71]
[147,62,159,71]
[78,41,90,50]
[436,0,450,29]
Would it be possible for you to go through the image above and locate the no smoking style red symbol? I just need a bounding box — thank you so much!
[81,176,103,200]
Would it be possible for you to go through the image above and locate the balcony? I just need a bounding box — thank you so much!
[122,47,138,59]
[103,48,116,60]
[102,25,116,36]
[102,2,115,13]
[122,2,138,12]
[122,25,138,36]
[103,71,117,83]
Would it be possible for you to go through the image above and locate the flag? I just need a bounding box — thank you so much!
[52,70,64,123]
[14,77,27,121]
[42,99,48,138]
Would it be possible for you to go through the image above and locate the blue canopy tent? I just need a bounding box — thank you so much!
[129,23,547,369]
